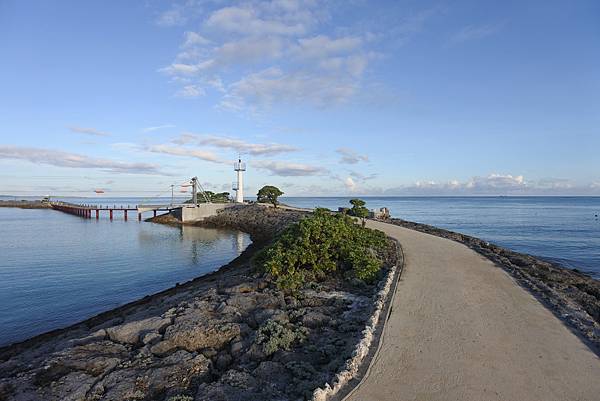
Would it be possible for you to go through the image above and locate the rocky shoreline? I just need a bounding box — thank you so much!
[0,205,399,401]
[0,200,51,209]
[387,217,600,353]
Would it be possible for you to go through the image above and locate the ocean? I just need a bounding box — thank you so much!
[282,196,600,279]
[0,196,598,346]
[0,204,251,347]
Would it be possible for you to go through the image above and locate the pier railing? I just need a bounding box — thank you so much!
[49,201,179,221]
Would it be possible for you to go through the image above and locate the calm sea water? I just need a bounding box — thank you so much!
[282,197,600,279]
[0,206,251,347]
[1,196,599,346]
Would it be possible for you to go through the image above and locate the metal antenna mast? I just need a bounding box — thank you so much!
[191,177,198,205]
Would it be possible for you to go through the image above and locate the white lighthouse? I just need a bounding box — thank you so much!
[233,157,246,203]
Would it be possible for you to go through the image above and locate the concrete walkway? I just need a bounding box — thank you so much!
[346,220,600,401]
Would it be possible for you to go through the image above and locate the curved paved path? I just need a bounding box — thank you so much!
[346,220,600,401]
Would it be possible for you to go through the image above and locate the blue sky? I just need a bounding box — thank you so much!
[0,0,599,197]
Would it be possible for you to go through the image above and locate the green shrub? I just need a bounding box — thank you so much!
[255,208,388,290]
[255,319,308,356]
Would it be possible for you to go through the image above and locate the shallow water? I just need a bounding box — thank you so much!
[0,207,251,346]
[282,196,600,279]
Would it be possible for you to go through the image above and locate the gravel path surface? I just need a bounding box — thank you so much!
[346,220,600,401]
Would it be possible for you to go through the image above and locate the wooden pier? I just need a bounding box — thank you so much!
[50,202,174,221]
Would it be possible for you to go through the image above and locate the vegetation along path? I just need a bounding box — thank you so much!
[346,220,600,401]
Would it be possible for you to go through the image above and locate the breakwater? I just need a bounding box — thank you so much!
[388,217,600,352]
[0,200,50,209]
[0,205,399,401]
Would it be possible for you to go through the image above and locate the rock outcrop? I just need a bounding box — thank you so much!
[0,205,398,401]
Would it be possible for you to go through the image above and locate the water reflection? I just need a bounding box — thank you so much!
[0,208,252,346]
[181,225,229,241]
[236,231,246,254]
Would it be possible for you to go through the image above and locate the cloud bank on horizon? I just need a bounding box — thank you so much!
[0,0,598,196]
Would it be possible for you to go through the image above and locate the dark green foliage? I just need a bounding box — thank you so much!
[348,198,369,219]
[207,191,231,203]
[255,319,308,355]
[184,191,230,203]
[255,208,388,291]
[257,185,284,207]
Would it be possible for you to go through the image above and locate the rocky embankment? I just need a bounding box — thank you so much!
[0,205,398,401]
[0,200,51,209]
[387,217,600,352]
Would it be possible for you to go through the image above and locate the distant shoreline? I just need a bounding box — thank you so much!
[0,200,51,209]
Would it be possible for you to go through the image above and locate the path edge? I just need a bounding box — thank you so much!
[310,235,406,401]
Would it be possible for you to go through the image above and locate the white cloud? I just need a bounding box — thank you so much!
[182,31,210,48]
[349,170,377,181]
[215,36,284,65]
[344,176,356,191]
[171,133,198,145]
[293,35,363,59]
[450,23,503,44]
[201,135,298,155]
[156,3,192,27]
[170,133,298,156]
[146,144,224,164]
[205,5,310,36]
[69,126,110,137]
[337,147,369,164]
[252,160,327,176]
[158,1,375,110]
[535,178,574,190]
[142,124,176,133]
[161,63,201,76]
[176,85,205,98]
[221,67,357,110]
[466,173,525,190]
[0,146,164,175]
[383,173,527,195]
[382,174,600,195]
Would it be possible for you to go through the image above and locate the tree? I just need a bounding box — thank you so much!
[349,198,369,226]
[184,191,231,204]
[211,192,230,203]
[257,185,284,207]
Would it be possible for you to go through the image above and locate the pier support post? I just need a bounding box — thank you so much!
[109,210,113,220]
[96,210,99,219]
[124,210,128,221]
[138,213,142,221]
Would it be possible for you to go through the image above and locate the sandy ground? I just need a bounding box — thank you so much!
[346,220,600,401]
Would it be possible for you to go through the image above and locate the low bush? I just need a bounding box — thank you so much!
[254,208,388,291]
[255,319,308,356]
